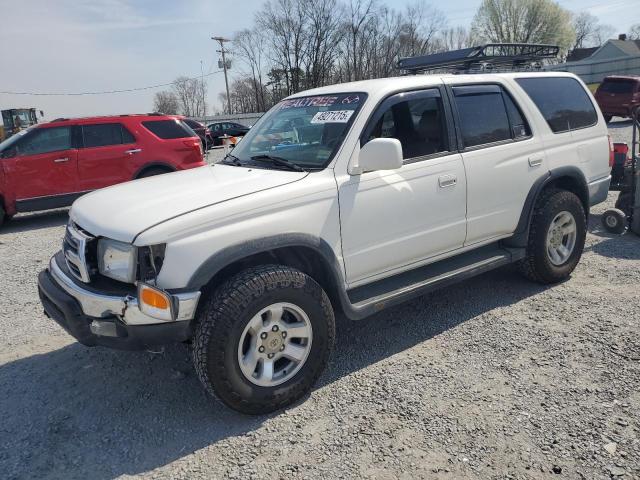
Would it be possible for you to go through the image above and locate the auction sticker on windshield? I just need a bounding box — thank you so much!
[310,110,354,124]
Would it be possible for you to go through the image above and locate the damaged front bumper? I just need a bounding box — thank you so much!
[37,252,201,350]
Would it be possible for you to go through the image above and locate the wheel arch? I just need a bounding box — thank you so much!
[186,234,348,315]
[134,162,176,179]
[505,166,590,248]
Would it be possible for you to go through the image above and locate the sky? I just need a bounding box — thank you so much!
[0,0,637,120]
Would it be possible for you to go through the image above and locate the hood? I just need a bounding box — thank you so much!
[70,164,307,243]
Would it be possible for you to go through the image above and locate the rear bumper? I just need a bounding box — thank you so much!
[37,254,200,350]
[588,175,611,206]
[600,104,638,117]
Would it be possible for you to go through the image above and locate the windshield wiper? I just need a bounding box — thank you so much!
[250,154,306,172]
[220,153,242,166]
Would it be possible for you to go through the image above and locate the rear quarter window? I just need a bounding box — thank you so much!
[142,119,194,139]
[516,77,598,133]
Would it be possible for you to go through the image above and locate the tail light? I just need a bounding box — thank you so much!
[182,138,203,160]
[608,135,614,168]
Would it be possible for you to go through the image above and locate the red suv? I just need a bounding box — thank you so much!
[594,76,640,123]
[0,114,205,226]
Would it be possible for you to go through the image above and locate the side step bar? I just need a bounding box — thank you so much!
[342,243,525,320]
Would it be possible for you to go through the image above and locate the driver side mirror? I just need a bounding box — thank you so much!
[352,138,403,174]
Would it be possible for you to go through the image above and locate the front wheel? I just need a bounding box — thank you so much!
[192,265,335,414]
[519,189,586,284]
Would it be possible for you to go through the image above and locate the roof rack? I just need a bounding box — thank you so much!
[398,43,560,75]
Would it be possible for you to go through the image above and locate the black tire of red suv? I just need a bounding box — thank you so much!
[518,189,586,284]
[0,204,4,228]
[192,265,335,415]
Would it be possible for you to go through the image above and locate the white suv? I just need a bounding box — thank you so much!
[38,72,611,414]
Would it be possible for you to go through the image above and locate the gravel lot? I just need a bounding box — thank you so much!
[0,121,638,480]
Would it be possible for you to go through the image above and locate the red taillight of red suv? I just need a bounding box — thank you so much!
[182,138,203,161]
[608,135,615,168]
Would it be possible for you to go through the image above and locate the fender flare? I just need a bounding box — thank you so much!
[506,166,590,247]
[133,162,176,179]
[186,232,347,291]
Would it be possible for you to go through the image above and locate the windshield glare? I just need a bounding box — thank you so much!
[231,92,366,169]
[0,127,32,153]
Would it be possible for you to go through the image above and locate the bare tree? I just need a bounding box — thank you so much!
[234,29,268,111]
[343,0,378,81]
[399,1,447,57]
[572,12,614,49]
[471,0,575,52]
[172,76,207,117]
[301,0,345,88]
[258,0,308,95]
[437,27,473,51]
[630,24,640,40]
[153,90,179,115]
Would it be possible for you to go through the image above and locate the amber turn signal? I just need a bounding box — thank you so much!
[138,284,174,321]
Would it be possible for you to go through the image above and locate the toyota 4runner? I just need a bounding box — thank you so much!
[38,72,611,414]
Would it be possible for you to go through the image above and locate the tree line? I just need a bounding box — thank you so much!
[154,0,639,116]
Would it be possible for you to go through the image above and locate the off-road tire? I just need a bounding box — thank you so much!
[601,208,627,234]
[192,265,335,415]
[518,189,586,284]
[137,167,172,179]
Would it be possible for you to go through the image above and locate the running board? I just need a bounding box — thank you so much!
[343,243,525,319]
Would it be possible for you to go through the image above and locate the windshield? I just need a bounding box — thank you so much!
[0,127,33,153]
[230,92,367,170]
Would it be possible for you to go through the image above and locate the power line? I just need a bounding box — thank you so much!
[0,70,223,96]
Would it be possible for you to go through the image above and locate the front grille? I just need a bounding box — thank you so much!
[63,222,95,283]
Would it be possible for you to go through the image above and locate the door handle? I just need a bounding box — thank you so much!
[53,157,69,163]
[528,156,543,167]
[438,175,457,188]
[125,148,142,155]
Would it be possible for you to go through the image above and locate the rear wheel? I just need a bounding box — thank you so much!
[519,189,586,284]
[137,167,172,179]
[192,265,335,414]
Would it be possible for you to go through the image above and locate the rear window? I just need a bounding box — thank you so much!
[599,79,637,94]
[516,77,598,133]
[142,119,194,139]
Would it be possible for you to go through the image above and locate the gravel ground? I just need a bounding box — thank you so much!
[0,122,638,480]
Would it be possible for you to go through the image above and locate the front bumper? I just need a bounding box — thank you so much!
[37,254,201,350]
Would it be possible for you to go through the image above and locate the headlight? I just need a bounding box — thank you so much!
[98,239,137,283]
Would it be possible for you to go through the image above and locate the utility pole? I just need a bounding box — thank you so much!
[200,60,205,119]
[212,36,232,114]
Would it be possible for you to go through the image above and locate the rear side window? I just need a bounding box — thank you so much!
[599,79,637,94]
[453,85,512,148]
[142,119,194,139]
[516,77,598,133]
[83,123,135,148]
